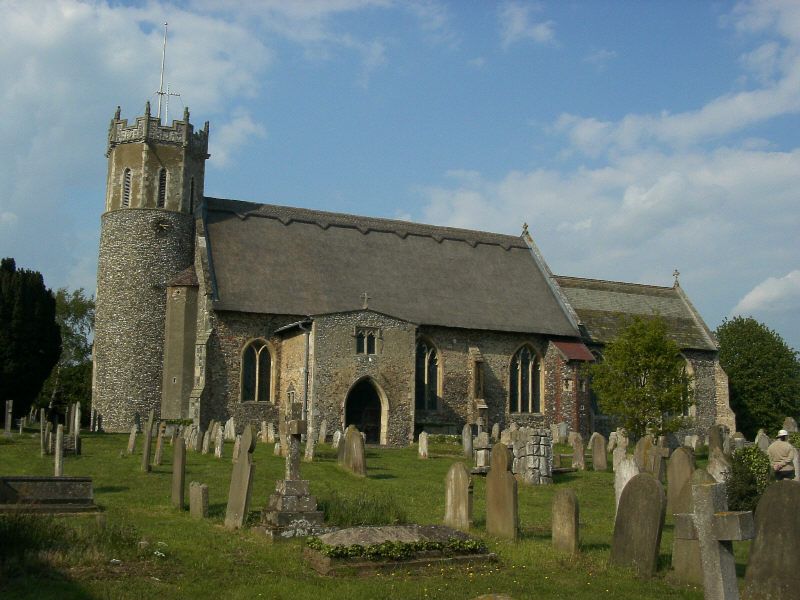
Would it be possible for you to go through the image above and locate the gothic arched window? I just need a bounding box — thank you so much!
[510,345,541,413]
[415,340,440,411]
[122,168,132,207]
[157,168,167,208]
[241,339,272,403]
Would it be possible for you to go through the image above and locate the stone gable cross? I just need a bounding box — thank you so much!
[360,291,372,310]
[674,482,754,600]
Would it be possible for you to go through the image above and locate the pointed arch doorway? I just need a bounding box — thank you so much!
[344,378,388,445]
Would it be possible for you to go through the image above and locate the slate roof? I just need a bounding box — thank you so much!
[553,276,717,351]
[202,198,580,336]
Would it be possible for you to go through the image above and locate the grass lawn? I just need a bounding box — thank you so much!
[0,431,747,599]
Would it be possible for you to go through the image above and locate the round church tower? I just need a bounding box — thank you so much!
[92,102,209,431]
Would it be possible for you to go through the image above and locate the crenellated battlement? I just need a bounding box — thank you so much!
[107,102,209,159]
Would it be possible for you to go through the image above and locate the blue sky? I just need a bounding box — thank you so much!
[1,0,799,350]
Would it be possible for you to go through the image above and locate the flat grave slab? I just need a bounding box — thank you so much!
[0,476,100,514]
[304,524,496,576]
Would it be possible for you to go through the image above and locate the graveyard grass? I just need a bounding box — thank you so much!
[0,433,748,599]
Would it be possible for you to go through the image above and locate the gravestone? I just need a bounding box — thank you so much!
[647,446,670,482]
[225,425,256,529]
[634,435,654,471]
[684,434,700,451]
[262,419,325,539]
[141,410,155,472]
[591,433,607,471]
[742,480,800,599]
[190,482,209,519]
[215,428,224,458]
[192,427,203,452]
[418,431,429,459]
[491,422,500,442]
[232,434,242,464]
[552,488,579,555]
[126,425,137,455]
[54,424,64,477]
[754,430,770,453]
[39,408,46,457]
[303,437,316,463]
[486,443,518,540]
[473,432,492,474]
[331,430,342,449]
[72,403,81,455]
[607,431,618,453]
[154,422,167,466]
[259,421,269,443]
[571,436,585,470]
[707,424,724,455]
[556,422,568,444]
[341,425,367,476]
[782,416,798,433]
[201,429,211,454]
[44,422,52,455]
[614,456,640,511]
[610,473,666,577]
[462,424,473,458]
[670,469,717,586]
[171,437,186,510]
[273,441,281,456]
[224,417,236,441]
[443,462,472,532]
[706,448,731,483]
[674,481,754,599]
[666,447,695,515]
[612,446,627,472]
[267,421,275,443]
[317,420,327,444]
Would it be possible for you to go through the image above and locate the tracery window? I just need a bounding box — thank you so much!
[509,345,541,413]
[122,168,132,207]
[157,168,167,208]
[355,327,378,355]
[241,339,272,403]
[415,340,440,411]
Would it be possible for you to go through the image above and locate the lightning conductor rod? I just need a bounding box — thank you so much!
[156,22,168,122]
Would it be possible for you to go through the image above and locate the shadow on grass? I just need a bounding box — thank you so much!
[209,503,227,518]
[580,542,611,552]
[367,474,397,480]
[94,486,128,494]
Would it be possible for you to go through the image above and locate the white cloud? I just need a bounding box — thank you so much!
[731,270,800,314]
[584,48,617,71]
[211,109,267,168]
[0,212,17,225]
[498,2,555,49]
[468,56,487,69]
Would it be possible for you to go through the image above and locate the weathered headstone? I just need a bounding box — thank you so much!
[201,429,211,454]
[571,436,585,470]
[215,428,224,458]
[141,410,155,472]
[634,435,654,471]
[54,424,64,477]
[273,441,281,455]
[443,462,472,532]
[674,481,754,599]
[224,425,256,529]
[303,437,316,463]
[607,431,618,453]
[473,432,492,474]
[171,437,186,510]
[127,424,137,455]
[781,416,798,433]
[224,417,236,441]
[154,421,167,466]
[39,408,46,456]
[190,482,209,519]
[491,422,500,442]
[706,448,731,483]
[754,429,770,453]
[614,455,640,511]
[591,433,607,471]
[647,446,670,482]
[670,468,717,586]
[666,447,695,515]
[612,446,626,472]
[267,421,275,443]
[610,473,666,577]
[418,431,429,459]
[192,427,203,452]
[72,403,81,455]
[707,424,724,455]
[44,422,52,455]
[684,434,700,451]
[341,425,367,476]
[317,420,327,444]
[742,480,800,599]
[552,488,579,555]
[331,429,342,449]
[556,422,568,444]
[462,424,473,458]
[232,434,242,464]
[259,420,268,443]
[486,443,518,540]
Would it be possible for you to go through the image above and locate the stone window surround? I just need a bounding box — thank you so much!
[508,342,544,416]
[354,326,380,355]
[239,337,277,404]
[415,335,443,412]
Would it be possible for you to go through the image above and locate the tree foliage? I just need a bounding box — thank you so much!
[716,316,800,439]
[0,258,61,417]
[37,288,95,422]
[589,316,692,439]
[726,445,773,512]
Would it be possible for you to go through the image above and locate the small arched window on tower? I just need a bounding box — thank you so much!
[510,345,542,413]
[241,339,272,403]
[122,168,132,207]
[157,168,167,208]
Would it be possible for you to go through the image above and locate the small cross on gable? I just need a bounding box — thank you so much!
[674,482,754,599]
[360,291,372,309]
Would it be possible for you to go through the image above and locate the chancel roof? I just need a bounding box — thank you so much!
[553,276,717,351]
[202,198,579,336]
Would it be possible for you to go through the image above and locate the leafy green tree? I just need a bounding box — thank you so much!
[716,316,800,439]
[0,258,61,418]
[589,316,692,438]
[37,288,95,422]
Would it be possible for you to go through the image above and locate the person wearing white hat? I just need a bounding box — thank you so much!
[767,429,797,481]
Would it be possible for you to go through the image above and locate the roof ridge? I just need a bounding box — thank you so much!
[554,274,675,292]
[204,197,528,250]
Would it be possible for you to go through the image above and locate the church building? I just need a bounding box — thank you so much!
[91,105,736,443]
